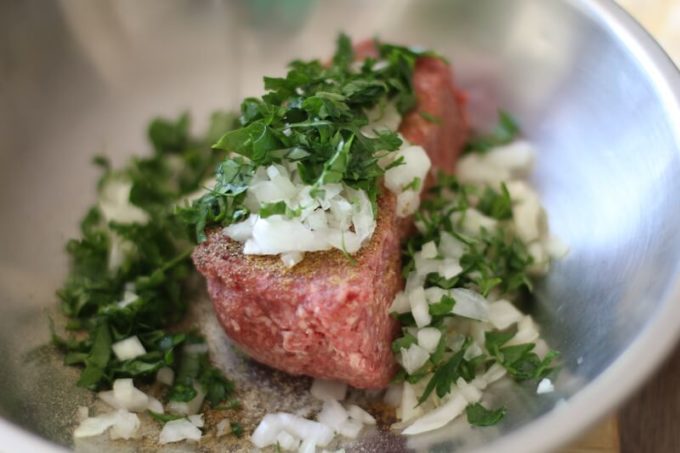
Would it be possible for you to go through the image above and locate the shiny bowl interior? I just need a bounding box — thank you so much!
[2,0,680,451]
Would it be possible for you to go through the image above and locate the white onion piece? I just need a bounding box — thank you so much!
[384,146,431,195]
[311,379,347,401]
[456,377,482,404]
[281,251,304,268]
[277,414,334,447]
[401,344,430,375]
[463,343,483,361]
[506,181,547,243]
[451,209,498,235]
[362,102,401,138]
[421,241,438,259]
[488,300,523,330]
[189,414,204,428]
[399,382,422,422]
[389,291,410,314]
[402,391,467,435]
[483,363,507,385]
[506,316,540,346]
[159,418,202,444]
[338,418,363,438]
[417,328,442,354]
[537,378,555,395]
[111,336,146,361]
[316,400,348,430]
[396,190,421,218]
[251,414,283,448]
[74,409,140,440]
[424,286,446,304]
[438,232,465,260]
[147,396,164,414]
[484,140,535,175]
[276,430,299,450]
[98,379,149,413]
[456,154,510,185]
[438,258,462,279]
[109,411,141,440]
[414,253,440,277]
[450,288,489,321]
[298,438,317,453]
[546,235,569,259]
[223,216,256,241]
[347,404,376,425]
[409,287,431,327]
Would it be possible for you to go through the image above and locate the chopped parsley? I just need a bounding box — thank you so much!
[465,403,507,427]
[182,34,441,243]
[54,112,237,408]
[392,114,559,426]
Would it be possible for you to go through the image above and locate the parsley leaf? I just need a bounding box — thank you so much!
[183,34,433,242]
[55,111,237,407]
[466,403,507,427]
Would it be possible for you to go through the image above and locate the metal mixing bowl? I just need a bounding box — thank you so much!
[2,0,680,451]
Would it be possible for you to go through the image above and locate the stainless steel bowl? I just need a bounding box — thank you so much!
[2,0,680,451]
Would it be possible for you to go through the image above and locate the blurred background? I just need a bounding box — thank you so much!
[617,0,680,64]
[614,2,680,453]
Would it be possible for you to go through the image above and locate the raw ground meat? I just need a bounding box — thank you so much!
[192,41,468,389]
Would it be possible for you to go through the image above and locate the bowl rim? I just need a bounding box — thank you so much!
[2,0,680,451]
[474,0,680,452]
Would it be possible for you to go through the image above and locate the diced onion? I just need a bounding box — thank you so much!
[299,438,317,453]
[450,288,489,321]
[488,300,523,330]
[338,418,363,438]
[111,336,146,361]
[417,328,442,354]
[347,404,376,425]
[402,391,467,435]
[409,287,431,327]
[401,344,430,376]
[98,379,149,413]
[389,291,411,314]
[251,414,283,448]
[384,145,432,217]
[456,377,482,404]
[159,418,202,444]
[537,378,555,395]
[275,430,299,450]
[74,409,140,440]
[189,414,204,428]
[147,396,164,414]
[399,382,423,422]
[316,400,348,430]
[420,241,438,259]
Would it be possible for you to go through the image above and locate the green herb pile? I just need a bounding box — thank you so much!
[53,112,239,417]
[181,34,440,243]
[392,115,559,427]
